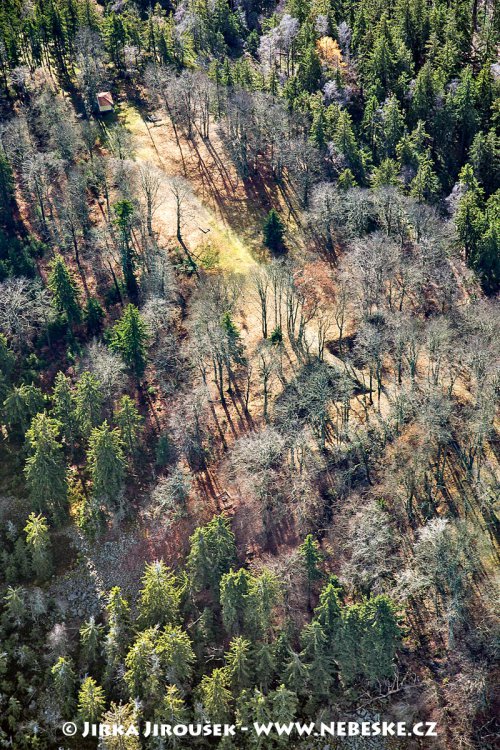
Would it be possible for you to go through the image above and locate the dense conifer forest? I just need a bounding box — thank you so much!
[0,0,498,748]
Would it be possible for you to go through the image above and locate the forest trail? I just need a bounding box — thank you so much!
[121,103,258,274]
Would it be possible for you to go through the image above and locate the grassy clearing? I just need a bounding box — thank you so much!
[120,103,257,274]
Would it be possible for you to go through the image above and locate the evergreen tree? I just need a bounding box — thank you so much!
[77,677,106,723]
[300,619,333,697]
[314,579,342,647]
[333,110,364,181]
[0,149,15,228]
[80,616,104,668]
[378,94,405,158]
[452,67,479,163]
[236,687,270,734]
[247,570,280,639]
[3,585,27,625]
[105,586,132,677]
[157,685,189,739]
[113,200,139,301]
[299,534,323,608]
[338,168,357,190]
[23,512,52,581]
[471,192,500,295]
[116,395,143,456]
[51,657,77,715]
[24,413,68,522]
[360,595,401,684]
[263,209,285,254]
[52,371,78,447]
[225,636,252,692]
[475,64,494,129]
[4,384,45,436]
[297,45,322,92]
[410,61,438,124]
[125,624,194,699]
[197,668,232,723]
[187,514,237,595]
[101,703,141,750]
[336,602,365,685]
[124,628,162,701]
[75,372,103,439]
[138,560,180,627]
[84,296,105,336]
[156,625,195,687]
[110,305,149,379]
[337,596,401,685]
[88,421,126,510]
[271,684,298,743]
[282,650,308,695]
[410,151,440,202]
[469,130,499,196]
[371,158,401,187]
[220,567,252,636]
[310,102,327,148]
[254,641,275,692]
[364,16,412,99]
[455,164,487,267]
[48,255,81,325]
[0,334,14,402]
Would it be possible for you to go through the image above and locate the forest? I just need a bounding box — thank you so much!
[0,0,498,748]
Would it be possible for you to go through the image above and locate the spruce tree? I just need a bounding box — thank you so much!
[0,149,15,228]
[51,657,77,715]
[4,384,45,436]
[23,512,52,581]
[299,534,323,608]
[158,685,189,730]
[138,560,180,627]
[84,296,105,336]
[105,587,132,679]
[75,372,103,439]
[101,703,141,750]
[263,209,285,254]
[116,395,142,455]
[197,668,232,723]
[3,585,27,625]
[52,372,78,447]
[282,650,308,696]
[77,677,106,723]
[0,334,14,402]
[314,580,342,648]
[80,616,104,668]
[360,595,401,684]
[271,684,298,738]
[124,629,161,701]
[156,625,195,686]
[113,200,139,301]
[410,151,440,202]
[87,421,126,509]
[48,255,81,324]
[24,413,68,522]
[220,568,252,636]
[225,636,252,693]
[187,514,237,595]
[334,110,364,181]
[110,305,149,379]
[254,641,275,693]
[300,620,334,697]
[247,570,280,639]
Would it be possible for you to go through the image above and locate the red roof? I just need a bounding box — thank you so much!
[97,92,114,107]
